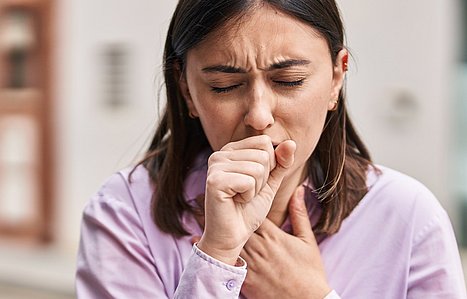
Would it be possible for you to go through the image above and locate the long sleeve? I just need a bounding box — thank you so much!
[407,210,466,298]
[76,186,247,298]
[76,194,170,298]
[175,244,246,298]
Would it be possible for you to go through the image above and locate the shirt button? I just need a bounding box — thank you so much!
[226,279,236,291]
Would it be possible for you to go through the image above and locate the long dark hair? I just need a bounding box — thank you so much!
[138,0,374,237]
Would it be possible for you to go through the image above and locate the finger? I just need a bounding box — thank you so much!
[262,140,296,198]
[241,242,256,262]
[240,247,260,271]
[243,229,272,260]
[221,135,275,170]
[240,247,251,262]
[206,171,256,203]
[254,217,282,237]
[222,148,272,174]
[243,231,265,256]
[240,247,257,272]
[288,185,315,242]
[209,161,266,199]
[274,140,296,169]
[223,149,271,185]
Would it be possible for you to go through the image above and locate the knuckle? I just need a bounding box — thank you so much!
[238,175,255,192]
[220,141,235,151]
[208,152,223,166]
[221,145,233,151]
[258,134,271,145]
[207,163,221,175]
[206,172,223,187]
[247,175,256,188]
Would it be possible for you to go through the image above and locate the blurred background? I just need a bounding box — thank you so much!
[0,0,465,298]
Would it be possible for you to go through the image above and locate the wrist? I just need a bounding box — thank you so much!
[197,237,243,266]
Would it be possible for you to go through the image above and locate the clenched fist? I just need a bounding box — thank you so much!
[197,135,296,265]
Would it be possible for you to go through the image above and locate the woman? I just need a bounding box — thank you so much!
[76,0,466,298]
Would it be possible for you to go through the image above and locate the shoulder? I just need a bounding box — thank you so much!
[361,165,449,238]
[82,165,153,223]
[367,165,442,211]
[100,164,152,199]
[368,165,433,198]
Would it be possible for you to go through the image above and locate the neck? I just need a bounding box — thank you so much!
[267,165,307,227]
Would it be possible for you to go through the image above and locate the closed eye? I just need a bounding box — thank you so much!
[211,84,242,94]
[210,79,304,94]
[274,79,305,87]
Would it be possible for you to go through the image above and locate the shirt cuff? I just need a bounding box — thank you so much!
[174,244,247,298]
[324,290,341,299]
[193,243,247,269]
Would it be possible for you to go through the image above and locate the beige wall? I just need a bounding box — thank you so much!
[338,0,462,225]
[52,0,462,253]
[53,0,177,253]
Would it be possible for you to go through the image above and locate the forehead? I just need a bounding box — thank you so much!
[187,4,331,68]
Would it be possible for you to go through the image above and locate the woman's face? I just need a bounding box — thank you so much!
[181,4,346,177]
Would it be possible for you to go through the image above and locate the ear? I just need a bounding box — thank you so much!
[176,64,199,118]
[328,49,348,110]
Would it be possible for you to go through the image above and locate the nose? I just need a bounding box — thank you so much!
[243,83,275,131]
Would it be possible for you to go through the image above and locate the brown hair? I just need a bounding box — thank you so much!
[137,0,375,237]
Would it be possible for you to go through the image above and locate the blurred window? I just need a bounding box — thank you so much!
[0,2,53,244]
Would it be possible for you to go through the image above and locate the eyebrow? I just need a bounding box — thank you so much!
[201,59,311,74]
[269,59,311,70]
[202,65,246,73]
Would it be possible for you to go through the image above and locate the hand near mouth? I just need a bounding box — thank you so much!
[197,135,296,266]
[192,186,331,299]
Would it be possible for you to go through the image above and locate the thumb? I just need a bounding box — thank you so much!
[267,140,296,193]
[289,185,314,242]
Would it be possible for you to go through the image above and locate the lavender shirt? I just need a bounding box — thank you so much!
[76,154,466,298]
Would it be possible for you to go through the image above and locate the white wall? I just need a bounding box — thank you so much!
[54,0,177,252]
[338,0,462,227]
[52,0,462,254]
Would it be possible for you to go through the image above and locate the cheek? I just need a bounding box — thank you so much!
[295,113,327,165]
[283,93,330,163]
[192,94,243,150]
